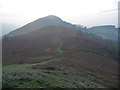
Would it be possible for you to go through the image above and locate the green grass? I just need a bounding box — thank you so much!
[3,64,33,71]
[3,57,64,71]
[57,48,64,54]
[38,57,64,65]
[2,57,109,88]
[3,66,108,88]
[56,40,64,54]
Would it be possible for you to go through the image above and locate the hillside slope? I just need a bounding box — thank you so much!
[3,26,118,87]
[2,16,118,88]
[3,26,118,64]
[82,25,118,41]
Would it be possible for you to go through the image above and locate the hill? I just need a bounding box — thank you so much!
[6,16,118,42]
[2,23,18,36]
[6,15,83,37]
[2,16,118,88]
[81,25,118,41]
[3,26,118,88]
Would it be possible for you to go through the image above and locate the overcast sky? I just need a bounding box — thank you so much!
[0,0,119,29]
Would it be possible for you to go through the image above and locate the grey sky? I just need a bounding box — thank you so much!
[0,0,119,28]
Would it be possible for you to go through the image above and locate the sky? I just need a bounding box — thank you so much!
[0,0,119,35]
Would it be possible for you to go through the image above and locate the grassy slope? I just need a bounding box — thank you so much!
[3,57,111,88]
[56,40,64,54]
[82,28,118,41]
[3,57,64,71]
[2,26,118,88]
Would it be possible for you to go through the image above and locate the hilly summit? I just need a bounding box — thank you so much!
[6,15,81,37]
[2,15,118,88]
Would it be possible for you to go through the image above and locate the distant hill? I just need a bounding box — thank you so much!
[2,23,18,36]
[81,25,118,41]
